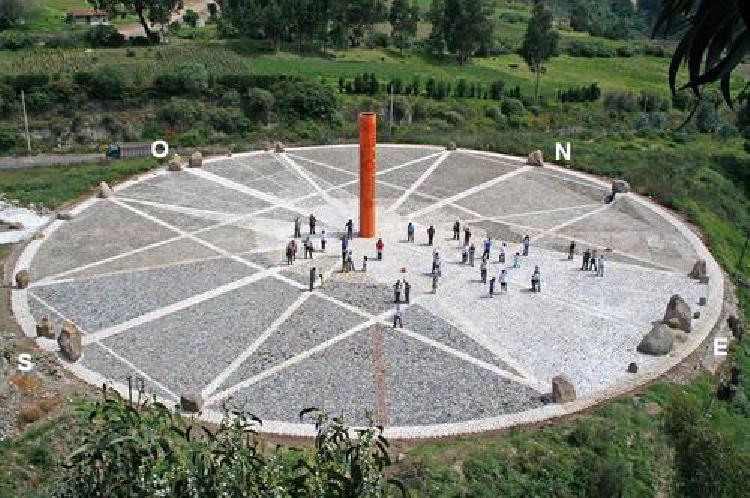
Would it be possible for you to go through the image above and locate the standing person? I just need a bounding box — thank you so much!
[432,272,439,293]
[362,255,368,273]
[321,230,327,252]
[469,243,476,267]
[435,257,442,277]
[306,237,314,259]
[393,304,403,328]
[568,241,576,260]
[590,249,598,272]
[483,237,492,260]
[453,220,461,241]
[291,239,298,262]
[309,267,316,292]
[341,236,348,265]
[393,280,402,303]
[582,248,591,271]
[597,254,605,277]
[407,222,415,242]
[513,252,521,268]
[432,251,439,274]
[531,266,541,293]
[427,225,436,246]
[294,217,301,238]
[346,219,353,240]
[464,226,472,246]
[309,213,316,235]
[480,257,488,283]
[403,279,411,303]
[347,250,355,272]
[522,235,530,256]
[286,242,293,265]
[489,277,496,297]
[461,244,469,264]
[499,268,508,293]
[376,238,384,260]
[499,242,506,264]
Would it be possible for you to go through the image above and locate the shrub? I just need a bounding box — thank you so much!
[558,83,601,103]
[0,127,17,152]
[695,101,720,133]
[616,46,635,57]
[0,31,35,50]
[565,40,616,58]
[85,25,125,48]
[0,83,13,114]
[638,91,670,112]
[604,92,638,115]
[56,389,401,496]
[367,31,390,49]
[8,74,49,92]
[74,68,126,100]
[272,81,336,123]
[501,98,525,116]
[489,80,505,100]
[220,89,242,107]
[182,9,199,27]
[242,88,275,125]
[208,108,250,134]
[24,90,55,112]
[153,64,209,96]
[156,98,203,131]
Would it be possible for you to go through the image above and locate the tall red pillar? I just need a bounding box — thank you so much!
[359,113,377,238]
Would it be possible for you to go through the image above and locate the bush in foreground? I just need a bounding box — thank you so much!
[55,387,403,497]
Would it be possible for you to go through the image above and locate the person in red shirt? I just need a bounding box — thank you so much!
[376,238,384,260]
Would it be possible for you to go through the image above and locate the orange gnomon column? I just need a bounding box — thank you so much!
[359,112,377,238]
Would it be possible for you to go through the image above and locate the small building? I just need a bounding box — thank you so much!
[66,9,109,26]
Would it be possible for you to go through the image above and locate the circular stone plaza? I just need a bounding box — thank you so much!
[11,144,723,438]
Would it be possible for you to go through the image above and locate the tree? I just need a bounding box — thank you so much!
[242,87,275,125]
[520,0,559,101]
[182,9,198,27]
[88,0,181,42]
[427,0,494,64]
[654,0,750,106]
[390,0,419,54]
[0,0,34,30]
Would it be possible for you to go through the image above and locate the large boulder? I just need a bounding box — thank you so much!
[274,142,286,153]
[551,375,576,403]
[688,260,707,280]
[189,151,203,168]
[637,323,674,356]
[15,270,29,289]
[7,221,23,230]
[36,316,54,339]
[446,142,457,151]
[58,323,82,362]
[527,150,544,167]
[97,181,114,199]
[612,179,631,194]
[56,211,74,220]
[180,392,204,412]
[663,294,692,332]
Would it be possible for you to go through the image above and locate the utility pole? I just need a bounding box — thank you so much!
[21,90,31,154]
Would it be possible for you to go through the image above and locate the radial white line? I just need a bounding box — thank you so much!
[409,166,533,219]
[28,292,179,400]
[186,167,305,214]
[33,203,283,286]
[461,203,603,224]
[117,197,238,221]
[539,202,615,238]
[285,153,357,177]
[277,153,336,206]
[208,312,390,405]
[112,199,265,273]
[388,152,451,213]
[394,328,540,389]
[377,151,446,176]
[83,270,273,345]
[202,292,312,398]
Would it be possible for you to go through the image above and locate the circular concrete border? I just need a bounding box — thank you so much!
[10,145,724,439]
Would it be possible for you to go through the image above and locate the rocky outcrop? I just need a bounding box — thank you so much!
[551,375,576,403]
[180,392,204,412]
[527,150,544,167]
[637,323,673,356]
[58,323,82,362]
[612,179,631,194]
[189,151,203,168]
[663,294,691,332]
[15,270,29,289]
